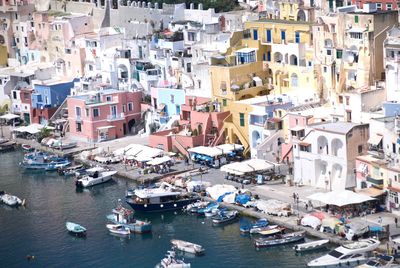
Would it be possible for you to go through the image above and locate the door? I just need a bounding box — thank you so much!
[176,105,181,115]
[123,123,127,135]
[111,105,117,117]
[295,32,300,43]
[281,30,286,42]
[266,29,271,43]
[253,29,258,40]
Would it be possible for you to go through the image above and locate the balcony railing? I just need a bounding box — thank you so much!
[107,113,125,121]
[367,146,384,159]
[366,176,383,187]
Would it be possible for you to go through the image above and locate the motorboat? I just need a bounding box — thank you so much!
[184,201,209,213]
[126,183,199,212]
[49,141,77,150]
[171,239,205,255]
[356,254,394,268]
[20,152,70,171]
[212,210,239,225]
[21,144,33,152]
[197,202,219,215]
[0,141,16,153]
[251,225,285,236]
[106,224,130,235]
[0,191,24,206]
[254,231,306,248]
[58,164,84,176]
[240,218,269,233]
[156,251,191,268]
[205,207,226,218]
[66,222,87,236]
[75,167,117,188]
[106,201,152,234]
[294,239,329,252]
[307,238,381,267]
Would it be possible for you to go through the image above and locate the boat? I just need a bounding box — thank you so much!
[0,141,16,153]
[251,225,285,236]
[356,254,394,268]
[0,191,24,206]
[240,218,269,233]
[21,144,33,152]
[171,239,205,255]
[212,210,239,225]
[75,167,117,188]
[307,238,381,267]
[204,207,226,218]
[126,182,199,212]
[294,239,329,252]
[156,251,191,268]
[106,201,152,233]
[184,201,209,213]
[254,231,306,248]
[20,152,70,171]
[58,164,84,176]
[66,222,87,236]
[106,224,130,235]
[50,141,77,150]
[197,202,219,215]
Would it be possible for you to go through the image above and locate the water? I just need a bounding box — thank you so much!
[0,150,329,268]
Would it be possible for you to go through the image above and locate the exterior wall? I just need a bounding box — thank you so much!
[351,0,399,10]
[156,88,186,117]
[31,79,77,109]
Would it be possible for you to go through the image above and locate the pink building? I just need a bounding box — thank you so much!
[67,89,142,142]
[149,97,229,155]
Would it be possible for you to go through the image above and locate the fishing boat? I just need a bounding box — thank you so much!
[171,239,205,255]
[0,191,24,206]
[106,224,130,235]
[49,140,77,150]
[205,207,226,218]
[294,239,330,252]
[58,165,84,176]
[356,254,394,268]
[197,202,219,215]
[21,152,70,171]
[21,144,33,152]
[251,225,285,236]
[254,231,306,248]
[106,200,152,233]
[156,251,191,268]
[307,238,381,267]
[184,201,209,213]
[66,222,87,236]
[75,167,117,188]
[212,210,239,225]
[126,182,199,212]
[240,218,269,233]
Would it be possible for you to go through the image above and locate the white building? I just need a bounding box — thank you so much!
[385,26,400,103]
[293,121,369,190]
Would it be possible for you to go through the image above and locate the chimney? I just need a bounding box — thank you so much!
[190,3,194,9]
[154,2,159,9]
[198,3,203,10]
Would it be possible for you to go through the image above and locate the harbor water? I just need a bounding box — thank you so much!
[0,150,330,268]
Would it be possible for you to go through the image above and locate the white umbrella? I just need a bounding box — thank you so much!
[307,190,375,207]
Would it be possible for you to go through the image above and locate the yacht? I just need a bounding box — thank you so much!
[126,182,199,212]
[307,238,380,267]
[75,167,117,188]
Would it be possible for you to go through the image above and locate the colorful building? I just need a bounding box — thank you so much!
[67,89,142,142]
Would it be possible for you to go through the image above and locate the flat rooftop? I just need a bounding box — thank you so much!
[311,121,365,134]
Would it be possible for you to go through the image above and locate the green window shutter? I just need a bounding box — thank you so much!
[239,113,245,127]
[355,16,359,23]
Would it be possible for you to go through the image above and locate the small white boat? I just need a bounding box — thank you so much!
[171,239,205,255]
[156,251,191,268]
[106,224,130,235]
[66,222,87,236]
[204,208,222,218]
[356,254,394,268]
[294,239,329,252]
[76,168,117,188]
[0,191,24,206]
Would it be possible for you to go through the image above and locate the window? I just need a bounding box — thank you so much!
[239,113,245,127]
[350,32,363,39]
[253,29,258,40]
[12,91,17,99]
[89,65,93,71]
[128,102,133,111]
[236,50,256,64]
[339,96,343,104]
[295,32,300,43]
[393,143,396,154]
[106,96,112,102]
[93,108,99,117]
[346,97,350,105]
[281,30,286,42]
[21,26,24,32]
[76,122,82,132]
[266,29,271,42]
[267,51,271,61]
[85,108,89,117]
[358,145,363,154]
[75,107,81,117]
[327,49,332,56]
[387,3,393,10]
[170,94,175,103]
[324,66,327,73]
[122,105,126,113]
[336,49,343,59]
[354,15,359,23]
[376,3,382,9]
[291,73,298,87]
[223,99,227,107]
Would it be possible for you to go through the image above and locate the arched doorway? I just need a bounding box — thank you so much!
[128,118,136,133]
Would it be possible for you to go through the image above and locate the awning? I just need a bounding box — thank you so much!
[368,134,383,146]
[14,123,44,134]
[188,146,224,157]
[97,125,115,131]
[307,190,375,207]
[346,27,366,33]
[356,187,385,198]
[290,126,305,132]
[299,141,311,146]
[0,113,19,120]
[147,156,172,166]
[221,159,274,175]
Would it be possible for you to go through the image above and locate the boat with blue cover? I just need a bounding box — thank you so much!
[240,218,268,233]
[106,200,152,233]
[21,152,70,170]
[66,221,87,236]
[212,210,239,225]
[197,202,219,215]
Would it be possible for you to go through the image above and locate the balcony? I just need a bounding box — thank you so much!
[367,145,384,159]
[107,113,125,121]
[366,176,383,188]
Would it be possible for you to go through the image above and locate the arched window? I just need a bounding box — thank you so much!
[291,73,298,87]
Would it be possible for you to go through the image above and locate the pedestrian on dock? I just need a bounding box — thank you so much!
[305,203,309,211]
[292,192,296,203]
[395,217,398,228]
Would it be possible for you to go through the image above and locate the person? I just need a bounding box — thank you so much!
[395,217,398,228]
[305,203,309,211]
[292,192,296,203]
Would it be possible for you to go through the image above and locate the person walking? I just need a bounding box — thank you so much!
[395,217,398,228]
[292,192,296,203]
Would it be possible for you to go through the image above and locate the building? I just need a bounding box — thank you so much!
[67,89,142,142]
[384,26,400,103]
[293,121,369,190]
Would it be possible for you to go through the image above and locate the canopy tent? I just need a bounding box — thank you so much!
[220,158,274,176]
[114,144,164,161]
[0,113,19,120]
[14,123,45,134]
[147,156,172,166]
[215,144,244,153]
[188,146,224,158]
[307,190,375,207]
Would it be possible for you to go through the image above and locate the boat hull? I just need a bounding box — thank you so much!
[126,197,199,212]
[76,171,117,188]
[106,217,152,233]
[307,257,367,267]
